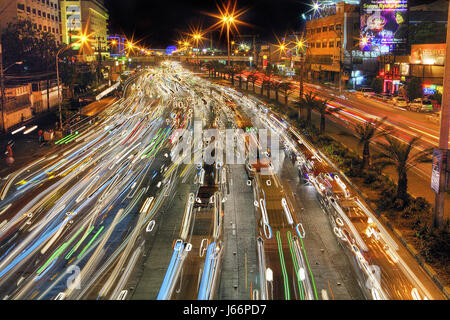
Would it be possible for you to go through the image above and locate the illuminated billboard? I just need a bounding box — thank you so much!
[411,44,446,65]
[360,0,408,53]
[66,5,81,47]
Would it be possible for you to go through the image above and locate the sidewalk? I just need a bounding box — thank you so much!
[0,111,60,178]
[0,97,117,178]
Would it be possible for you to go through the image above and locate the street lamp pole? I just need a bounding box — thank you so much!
[227,21,231,67]
[0,42,6,133]
[300,53,304,99]
[56,46,65,130]
[433,0,450,228]
[56,37,86,130]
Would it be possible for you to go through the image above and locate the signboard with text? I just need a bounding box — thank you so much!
[431,149,447,193]
[66,5,81,48]
[411,44,446,65]
[360,0,408,53]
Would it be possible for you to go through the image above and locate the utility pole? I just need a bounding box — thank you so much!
[300,53,304,100]
[96,37,102,85]
[338,21,344,96]
[433,0,450,228]
[227,25,231,67]
[0,42,6,133]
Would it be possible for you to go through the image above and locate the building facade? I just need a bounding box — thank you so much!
[0,84,33,131]
[0,0,62,45]
[60,0,109,61]
[304,2,366,87]
[379,43,446,96]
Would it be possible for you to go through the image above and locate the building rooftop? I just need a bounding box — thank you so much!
[410,0,449,12]
[410,10,449,23]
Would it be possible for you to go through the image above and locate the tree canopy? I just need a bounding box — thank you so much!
[1,20,59,74]
[409,22,447,45]
[406,77,423,101]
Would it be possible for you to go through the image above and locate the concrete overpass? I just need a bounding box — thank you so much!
[129,55,254,64]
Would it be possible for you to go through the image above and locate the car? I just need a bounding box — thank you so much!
[373,93,385,101]
[357,87,375,97]
[408,98,434,112]
[392,96,409,108]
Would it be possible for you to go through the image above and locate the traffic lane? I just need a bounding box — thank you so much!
[254,174,315,300]
[298,83,448,148]
[306,109,449,213]
[290,125,446,300]
[279,162,366,299]
[0,72,181,298]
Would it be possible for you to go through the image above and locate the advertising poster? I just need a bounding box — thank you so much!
[66,5,82,46]
[431,148,443,193]
[411,44,446,65]
[360,0,408,53]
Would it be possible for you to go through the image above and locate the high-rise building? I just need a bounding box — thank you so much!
[60,0,109,61]
[0,0,63,45]
[305,1,363,86]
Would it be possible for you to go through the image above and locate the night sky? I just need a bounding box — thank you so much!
[105,0,308,48]
[104,0,438,49]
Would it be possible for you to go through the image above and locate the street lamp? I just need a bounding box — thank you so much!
[293,36,307,100]
[3,61,23,72]
[222,15,234,66]
[207,1,249,67]
[192,33,202,68]
[56,34,89,130]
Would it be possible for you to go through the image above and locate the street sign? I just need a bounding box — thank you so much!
[431,148,448,193]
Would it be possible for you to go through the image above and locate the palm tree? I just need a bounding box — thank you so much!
[309,97,342,134]
[212,61,221,78]
[237,75,242,89]
[374,136,433,202]
[271,82,280,102]
[279,82,293,107]
[230,65,244,87]
[296,91,316,125]
[262,79,272,98]
[347,117,391,170]
[204,62,212,77]
[248,74,257,93]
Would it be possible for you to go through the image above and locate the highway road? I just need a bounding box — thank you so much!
[0,62,446,300]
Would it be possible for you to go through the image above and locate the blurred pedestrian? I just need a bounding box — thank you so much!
[38,129,43,145]
[5,144,14,166]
